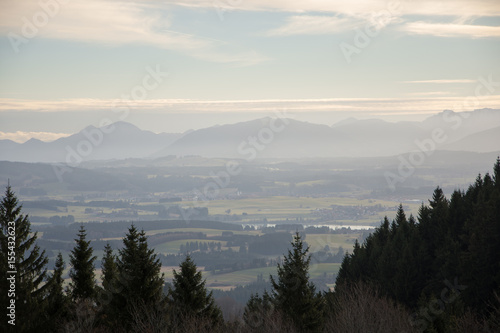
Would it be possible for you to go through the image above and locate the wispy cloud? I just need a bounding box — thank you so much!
[0,0,266,65]
[402,22,500,38]
[0,131,70,143]
[264,12,404,37]
[406,91,456,96]
[166,0,500,17]
[169,0,500,39]
[1,96,499,115]
[265,15,364,36]
[403,79,476,84]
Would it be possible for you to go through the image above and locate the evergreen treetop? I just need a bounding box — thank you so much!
[168,254,223,325]
[69,225,97,301]
[269,232,324,332]
[336,158,500,325]
[100,242,117,292]
[0,185,49,332]
[109,224,165,330]
[46,252,70,332]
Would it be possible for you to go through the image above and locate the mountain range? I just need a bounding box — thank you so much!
[0,122,183,163]
[1,108,499,163]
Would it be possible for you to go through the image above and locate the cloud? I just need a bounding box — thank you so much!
[265,15,364,36]
[0,131,70,143]
[264,10,405,37]
[0,0,266,65]
[1,95,499,115]
[2,0,498,54]
[402,22,500,38]
[167,0,500,17]
[406,91,455,96]
[403,79,476,84]
[171,0,500,39]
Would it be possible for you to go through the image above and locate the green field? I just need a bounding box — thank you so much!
[152,239,238,254]
[23,195,419,224]
[305,233,359,252]
[159,263,342,288]
[187,196,422,223]
[204,263,341,287]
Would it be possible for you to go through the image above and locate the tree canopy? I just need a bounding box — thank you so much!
[0,185,49,332]
[167,254,223,329]
[69,225,97,301]
[336,158,500,331]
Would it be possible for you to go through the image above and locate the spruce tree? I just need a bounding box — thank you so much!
[69,225,97,301]
[167,254,223,328]
[111,224,165,330]
[101,243,117,294]
[97,243,117,328]
[269,232,324,332]
[243,291,273,330]
[46,252,70,331]
[0,185,49,332]
[460,163,500,313]
[335,158,500,327]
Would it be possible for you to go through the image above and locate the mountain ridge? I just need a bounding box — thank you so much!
[1,108,499,163]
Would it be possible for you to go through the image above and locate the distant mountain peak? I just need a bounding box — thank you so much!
[332,117,358,127]
[77,121,142,134]
[100,121,143,132]
[110,121,140,129]
[81,124,98,132]
[25,138,44,144]
[425,108,500,123]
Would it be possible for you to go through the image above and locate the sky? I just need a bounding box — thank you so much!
[0,0,499,142]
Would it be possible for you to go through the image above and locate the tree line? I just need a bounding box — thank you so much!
[1,158,499,332]
[0,185,223,332]
[335,158,500,332]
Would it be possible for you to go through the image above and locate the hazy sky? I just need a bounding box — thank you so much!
[1,0,499,142]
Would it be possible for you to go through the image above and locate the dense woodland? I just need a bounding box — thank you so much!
[1,159,499,332]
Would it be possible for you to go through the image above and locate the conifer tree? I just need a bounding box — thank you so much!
[97,243,118,328]
[460,161,500,313]
[111,224,165,329]
[101,243,117,293]
[335,158,500,327]
[69,225,97,301]
[243,291,273,330]
[0,185,49,332]
[269,232,324,332]
[46,252,70,331]
[167,254,223,328]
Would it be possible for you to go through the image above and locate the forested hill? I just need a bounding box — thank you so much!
[336,157,500,331]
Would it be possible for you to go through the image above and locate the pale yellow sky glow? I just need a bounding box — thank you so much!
[1,95,500,113]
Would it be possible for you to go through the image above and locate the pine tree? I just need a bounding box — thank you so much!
[97,243,118,328]
[460,162,500,313]
[69,225,97,301]
[111,224,165,330]
[269,232,324,332]
[335,158,500,327]
[167,254,223,328]
[101,243,117,294]
[243,292,273,330]
[46,252,70,331]
[336,238,366,287]
[0,185,49,332]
